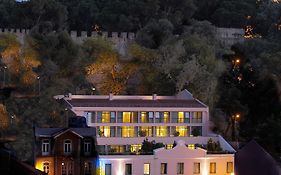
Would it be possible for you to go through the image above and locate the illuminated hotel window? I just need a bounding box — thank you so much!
[144,163,150,175]
[192,112,202,123]
[210,162,216,174]
[140,126,153,137]
[130,144,142,153]
[172,112,190,123]
[193,162,200,174]
[109,145,125,153]
[43,162,50,174]
[166,144,173,149]
[122,126,136,137]
[118,112,138,123]
[163,112,170,123]
[99,126,110,137]
[160,163,167,174]
[141,112,153,123]
[176,126,188,136]
[97,112,111,123]
[155,112,170,123]
[178,112,184,123]
[187,144,195,149]
[155,126,169,137]
[227,162,233,173]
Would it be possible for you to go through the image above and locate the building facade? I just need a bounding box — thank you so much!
[56,89,235,175]
[34,127,97,175]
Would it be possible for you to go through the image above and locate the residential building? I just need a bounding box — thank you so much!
[56,89,235,175]
[34,127,98,175]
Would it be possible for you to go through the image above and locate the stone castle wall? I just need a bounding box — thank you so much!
[0,27,245,53]
[0,28,136,56]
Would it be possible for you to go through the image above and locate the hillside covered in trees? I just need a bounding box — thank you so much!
[0,0,280,162]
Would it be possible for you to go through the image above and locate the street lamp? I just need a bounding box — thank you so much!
[3,66,7,87]
[10,114,16,125]
[37,76,40,96]
[233,114,240,148]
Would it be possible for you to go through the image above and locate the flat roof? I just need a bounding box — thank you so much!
[66,99,206,108]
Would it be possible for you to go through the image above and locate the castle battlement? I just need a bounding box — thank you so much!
[0,28,135,42]
[0,28,136,55]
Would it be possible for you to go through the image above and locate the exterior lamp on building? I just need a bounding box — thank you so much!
[91,87,96,95]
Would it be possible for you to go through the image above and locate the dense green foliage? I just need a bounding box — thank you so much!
[0,0,280,162]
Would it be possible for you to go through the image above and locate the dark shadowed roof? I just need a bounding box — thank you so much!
[66,99,206,108]
[235,140,280,175]
[35,127,96,137]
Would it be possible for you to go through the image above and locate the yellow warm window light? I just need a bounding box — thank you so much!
[178,112,184,123]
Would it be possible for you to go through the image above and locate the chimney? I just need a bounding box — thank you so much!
[109,93,113,101]
[152,94,157,100]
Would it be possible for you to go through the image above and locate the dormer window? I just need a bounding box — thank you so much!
[84,140,91,155]
[64,140,72,154]
[42,139,50,156]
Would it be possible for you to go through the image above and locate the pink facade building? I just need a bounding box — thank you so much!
[56,90,235,175]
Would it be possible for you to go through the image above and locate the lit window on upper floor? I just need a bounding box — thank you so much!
[155,112,170,123]
[166,144,173,149]
[187,144,195,149]
[141,112,154,123]
[99,126,111,137]
[172,112,190,123]
[155,126,169,137]
[130,144,141,153]
[176,126,189,136]
[109,145,125,153]
[139,126,153,137]
[117,112,138,123]
[121,126,136,137]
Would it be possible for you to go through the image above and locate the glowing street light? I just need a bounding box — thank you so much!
[3,66,7,87]
[37,76,41,96]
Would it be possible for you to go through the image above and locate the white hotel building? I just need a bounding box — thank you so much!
[56,90,235,175]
